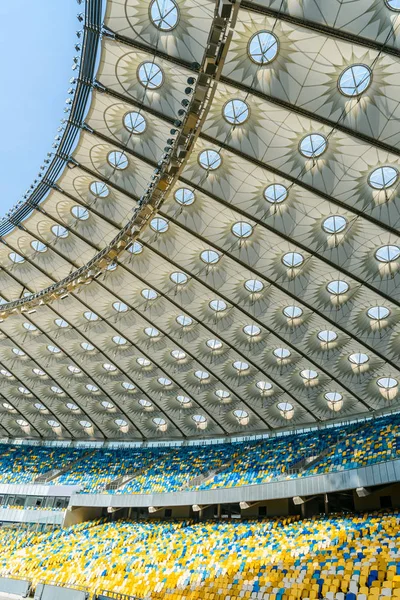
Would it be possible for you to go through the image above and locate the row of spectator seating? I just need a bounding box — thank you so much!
[0,414,397,493]
[0,511,399,599]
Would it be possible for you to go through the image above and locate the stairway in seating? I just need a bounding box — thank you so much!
[104,467,149,492]
[33,450,98,484]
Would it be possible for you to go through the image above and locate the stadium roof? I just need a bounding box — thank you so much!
[0,0,399,441]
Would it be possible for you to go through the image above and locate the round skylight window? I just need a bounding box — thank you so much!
[150,0,179,30]
[244,279,264,293]
[138,62,163,89]
[248,31,279,64]
[207,339,222,350]
[107,150,129,170]
[283,306,303,319]
[209,299,227,312]
[200,249,220,264]
[368,166,398,190]
[71,206,89,221]
[232,221,253,238]
[243,324,261,336]
[223,99,249,125]
[90,181,109,198]
[150,217,169,233]
[123,111,146,134]
[198,149,222,170]
[338,64,371,97]
[322,215,347,234]
[282,252,304,268]
[31,240,47,253]
[375,245,400,263]
[327,280,349,295]
[299,134,327,158]
[52,225,69,238]
[174,188,195,205]
[367,306,390,321]
[170,272,188,285]
[176,315,193,327]
[317,330,338,343]
[264,183,288,204]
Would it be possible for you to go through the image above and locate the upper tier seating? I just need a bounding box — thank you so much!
[0,414,398,492]
[0,512,399,599]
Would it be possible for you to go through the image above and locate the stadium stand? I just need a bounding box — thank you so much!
[0,415,397,493]
[0,512,399,598]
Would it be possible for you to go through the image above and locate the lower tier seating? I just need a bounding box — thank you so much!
[0,512,399,599]
[0,413,398,492]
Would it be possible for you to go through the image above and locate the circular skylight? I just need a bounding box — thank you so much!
[248,31,279,64]
[299,134,327,158]
[209,299,227,312]
[277,402,294,417]
[200,249,220,264]
[113,301,129,313]
[194,370,210,381]
[101,401,113,410]
[55,318,68,328]
[115,418,128,429]
[122,382,135,391]
[150,0,179,30]
[84,311,99,321]
[386,0,400,9]
[9,252,24,264]
[223,99,249,125]
[349,352,369,365]
[12,348,25,356]
[198,149,222,171]
[375,245,400,263]
[90,181,109,198]
[112,335,127,346]
[0,369,12,377]
[48,420,60,429]
[68,365,81,374]
[171,349,186,360]
[207,339,222,350]
[51,386,63,395]
[158,376,172,387]
[368,166,398,190]
[18,386,30,395]
[274,347,291,359]
[123,111,147,134]
[325,391,343,403]
[367,306,390,321]
[244,279,264,293]
[177,395,191,406]
[47,345,61,354]
[256,381,272,392]
[3,402,13,410]
[153,417,167,430]
[176,315,193,327]
[107,150,129,170]
[282,252,304,268]
[81,342,94,351]
[87,384,99,392]
[283,306,303,319]
[31,240,47,253]
[23,322,37,332]
[322,215,347,234]
[300,369,318,380]
[232,221,253,238]
[150,217,169,233]
[338,64,371,97]
[67,403,79,412]
[174,188,195,205]
[33,368,45,376]
[144,327,160,338]
[327,280,349,295]
[17,419,29,428]
[139,399,152,408]
[71,206,89,221]
[52,225,69,238]
[137,357,151,367]
[138,62,163,89]
[80,420,92,429]
[377,377,398,390]
[170,272,188,285]
[264,184,288,204]
[192,414,207,427]
[127,241,143,254]
[35,403,46,412]
[318,330,338,343]
[233,360,249,372]
[243,324,261,336]
[233,409,249,424]
[215,389,230,400]
[141,288,158,301]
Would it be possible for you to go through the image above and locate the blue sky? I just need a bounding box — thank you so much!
[0,1,76,215]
